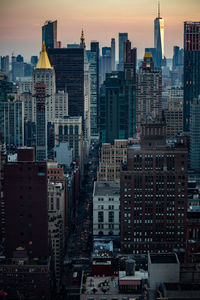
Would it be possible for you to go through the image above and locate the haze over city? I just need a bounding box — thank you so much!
[0,0,200,59]
[1,0,200,298]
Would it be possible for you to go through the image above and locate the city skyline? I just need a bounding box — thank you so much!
[0,0,200,60]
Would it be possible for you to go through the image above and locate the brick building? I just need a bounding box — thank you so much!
[120,119,188,254]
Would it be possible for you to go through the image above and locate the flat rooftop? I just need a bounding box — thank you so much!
[119,271,148,282]
[94,181,120,197]
[149,253,179,264]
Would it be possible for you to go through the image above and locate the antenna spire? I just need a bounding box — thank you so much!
[158,1,160,18]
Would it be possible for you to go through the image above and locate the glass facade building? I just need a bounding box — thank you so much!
[190,97,200,171]
[42,20,57,49]
[118,33,128,71]
[184,21,200,132]
[99,71,136,144]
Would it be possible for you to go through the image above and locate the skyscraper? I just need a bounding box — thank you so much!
[136,52,162,131]
[32,42,56,123]
[183,21,200,132]
[154,1,164,68]
[118,33,128,71]
[0,95,24,151]
[35,83,48,161]
[0,55,9,75]
[100,47,112,84]
[190,96,200,171]
[120,119,188,254]
[124,40,137,84]
[11,54,24,81]
[48,45,90,143]
[90,41,99,139]
[42,20,57,49]
[99,71,136,143]
[111,38,116,71]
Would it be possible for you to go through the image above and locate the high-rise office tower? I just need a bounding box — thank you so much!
[99,71,136,144]
[172,46,184,86]
[35,83,48,161]
[48,44,91,144]
[118,33,128,71]
[173,46,180,70]
[11,54,24,81]
[154,1,164,68]
[89,41,99,139]
[124,40,137,84]
[136,52,162,132]
[190,96,200,171]
[0,95,24,151]
[0,72,13,104]
[0,56,9,75]
[184,21,200,132]
[100,47,112,84]
[120,119,188,254]
[42,20,57,49]
[111,38,116,71]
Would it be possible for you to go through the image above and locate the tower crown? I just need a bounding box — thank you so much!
[36,41,53,69]
[80,29,86,49]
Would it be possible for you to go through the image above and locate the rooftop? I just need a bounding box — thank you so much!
[149,253,179,264]
[119,271,148,282]
[94,181,120,197]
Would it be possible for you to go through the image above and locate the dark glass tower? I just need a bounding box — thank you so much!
[184,21,200,132]
[111,38,116,71]
[99,71,136,144]
[42,20,57,49]
[118,33,128,71]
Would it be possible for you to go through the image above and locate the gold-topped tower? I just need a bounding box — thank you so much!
[80,29,86,49]
[36,41,53,69]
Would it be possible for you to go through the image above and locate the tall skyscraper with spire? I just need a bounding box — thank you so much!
[32,42,56,123]
[154,1,164,68]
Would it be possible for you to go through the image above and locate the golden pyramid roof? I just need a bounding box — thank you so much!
[144,52,152,58]
[36,42,53,69]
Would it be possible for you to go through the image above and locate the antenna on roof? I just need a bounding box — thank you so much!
[158,0,160,18]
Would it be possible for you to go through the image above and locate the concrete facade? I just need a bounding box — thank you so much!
[93,181,120,237]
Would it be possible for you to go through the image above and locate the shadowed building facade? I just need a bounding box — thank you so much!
[99,71,136,144]
[47,46,90,143]
[120,120,188,254]
[42,20,57,49]
[184,21,200,132]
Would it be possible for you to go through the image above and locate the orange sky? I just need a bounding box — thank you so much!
[0,0,199,60]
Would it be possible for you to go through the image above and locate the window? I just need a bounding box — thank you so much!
[98,211,104,223]
[109,211,114,223]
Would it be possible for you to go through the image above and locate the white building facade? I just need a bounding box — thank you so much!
[93,181,120,237]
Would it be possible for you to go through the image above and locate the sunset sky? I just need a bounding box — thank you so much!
[0,0,200,61]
